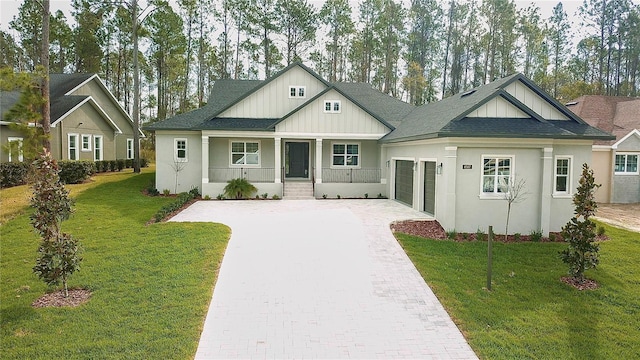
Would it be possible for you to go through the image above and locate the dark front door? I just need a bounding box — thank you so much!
[395,160,414,206]
[423,161,436,215]
[286,142,309,178]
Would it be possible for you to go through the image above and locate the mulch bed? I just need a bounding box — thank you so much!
[560,276,599,290]
[32,288,92,308]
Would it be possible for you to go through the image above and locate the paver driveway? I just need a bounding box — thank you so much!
[170,199,477,359]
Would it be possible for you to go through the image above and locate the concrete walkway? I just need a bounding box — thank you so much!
[170,200,478,359]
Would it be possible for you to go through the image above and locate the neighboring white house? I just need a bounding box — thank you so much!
[146,63,613,235]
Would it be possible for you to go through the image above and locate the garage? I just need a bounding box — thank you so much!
[395,160,414,206]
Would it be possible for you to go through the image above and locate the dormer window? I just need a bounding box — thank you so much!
[324,100,341,113]
[289,86,306,98]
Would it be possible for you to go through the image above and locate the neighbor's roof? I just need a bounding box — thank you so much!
[381,74,614,143]
[565,95,640,145]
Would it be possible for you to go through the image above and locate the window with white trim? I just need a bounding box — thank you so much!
[289,86,306,98]
[81,134,91,151]
[7,137,23,162]
[332,143,359,167]
[230,141,260,166]
[175,138,188,162]
[324,100,341,113]
[482,156,512,194]
[68,134,78,160]
[94,135,103,161]
[615,153,638,174]
[126,139,134,159]
[554,156,572,194]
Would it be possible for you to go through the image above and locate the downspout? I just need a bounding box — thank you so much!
[59,120,64,159]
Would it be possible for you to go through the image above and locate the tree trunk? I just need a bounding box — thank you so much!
[41,0,51,152]
[132,0,141,173]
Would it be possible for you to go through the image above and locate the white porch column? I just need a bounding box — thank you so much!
[201,136,209,184]
[274,137,282,183]
[442,146,458,231]
[540,147,553,236]
[315,138,323,183]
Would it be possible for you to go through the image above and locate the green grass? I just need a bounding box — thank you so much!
[396,225,640,359]
[1,171,230,359]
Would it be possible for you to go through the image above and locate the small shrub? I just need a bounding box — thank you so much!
[109,160,117,172]
[597,225,606,236]
[514,233,521,242]
[140,158,149,168]
[255,194,260,199]
[100,160,110,172]
[549,233,556,242]
[476,229,486,241]
[162,189,171,196]
[446,230,457,240]
[204,195,211,200]
[322,194,327,199]
[153,191,196,222]
[58,160,95,184]
[272,194,280,200]
[224,178,257,199]
[116,159,125,171]
[146,181,159,196]
[261,193,268,199]
[216,194,224,200]
[364,193,369,199]
[462,233,469,240]
[377,193,384,198]
[188,186,200,197]
[125,159,133,168]
[337,194,341,199]
[0,162,31,188]
[530,230,543,242]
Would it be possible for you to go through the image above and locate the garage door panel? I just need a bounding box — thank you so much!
[395,160,413,206]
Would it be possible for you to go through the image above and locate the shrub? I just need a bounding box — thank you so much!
[204,195,211,200]
[125,159,133,168]
[364,193,369,199]
[476,229,486,241]
[109,160,118,172]
[163,189,171,196]
[530,230,543,242]
[597,225,606,236]
[140,158,149,168]
[271,194,280,200]
[337,194,341,199]
[188,186,200,197]
[0,162,31,188]
[446,230,457,240]
[514,233,521,242]
[223,178,257,199]
[261,193,268,199]
[58,160,95,184]
[216,194,224,200]
[116,159,125,171]
[153,191,196,222]
[322,194,327,199]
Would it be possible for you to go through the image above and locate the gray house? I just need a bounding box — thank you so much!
[146,63,613,235]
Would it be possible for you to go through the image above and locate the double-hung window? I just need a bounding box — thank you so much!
[68,134,78,160]
[127,139,134,159]
[615,153,638,174]
[175,139,188,162]
[482,156,513,194]
[81,135,91,151]
[554,156,572,195]
[289,86,306,98]
[332,143,359,167]
[231,141,259,166]
[7,137,23,162]
[324,100,341,113]
[94,135,103,161]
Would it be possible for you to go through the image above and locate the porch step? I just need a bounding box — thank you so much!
[283,182,314,199]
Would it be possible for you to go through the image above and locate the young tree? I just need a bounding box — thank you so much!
[560,163,600,283]
[31,150,82,298]
[500,177,527,241]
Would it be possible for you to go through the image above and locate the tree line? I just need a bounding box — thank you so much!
[1,0,639,124]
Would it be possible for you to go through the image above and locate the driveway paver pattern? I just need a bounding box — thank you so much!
[170,199,478,359]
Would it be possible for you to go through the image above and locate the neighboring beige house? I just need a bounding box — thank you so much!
[1,73,142,163]
[566,96,640,203]
[147,63,613,235]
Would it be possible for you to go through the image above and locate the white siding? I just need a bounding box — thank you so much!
[275,90,390,135]
[505,80,569,120]
[219,66,327,118]
[467,96,529,118]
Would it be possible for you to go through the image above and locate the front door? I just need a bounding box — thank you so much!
[285,142,309,178]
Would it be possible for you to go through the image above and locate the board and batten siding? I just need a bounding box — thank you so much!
[467,96,529,118]
[275,90,390,135]
[505,81,569,120]
[218,66,327,119]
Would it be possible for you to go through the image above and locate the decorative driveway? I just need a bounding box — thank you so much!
[169,199,478,359]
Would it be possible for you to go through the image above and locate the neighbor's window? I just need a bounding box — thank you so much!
[175,138,188,162]
[94,135,103,161]
[324,100,341,113]
[68,134,78,160]
[332,143,359,167]
[554,156,572,194]
[81,134,91,151]
[482,156,512,194]
[289,86,306,98]
[7,137,23,162]
[127,139,134,159]
[615,153,638,174]
[231,141,259,166]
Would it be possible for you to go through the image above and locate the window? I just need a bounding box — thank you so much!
[68,134,78,160]
[332,143,359,167]
[554,156,572,194]
[7,137,23,162]
[175,138,187,162]
[94,135,103,161]
[324,100,341,113]
[482,156,512,194]
[230,141,260,166]
[615,153,638,174]
[127,139,134,159]
[289,86,306,98]
[81,134,91,151]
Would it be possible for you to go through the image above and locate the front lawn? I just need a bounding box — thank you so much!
[0,171,230,359]
[397,224,639,359]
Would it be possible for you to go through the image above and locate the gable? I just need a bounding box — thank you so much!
[615,129,640,151]
[275,89,390,135]
[219,65,328,119]
[466,96,529,118]
[52,97,121,133]
[505,80,569,120]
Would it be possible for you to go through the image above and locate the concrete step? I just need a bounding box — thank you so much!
[284,182,314,198]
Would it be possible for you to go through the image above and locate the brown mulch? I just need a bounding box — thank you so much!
[32,288,92,308]
[560,276,599,290]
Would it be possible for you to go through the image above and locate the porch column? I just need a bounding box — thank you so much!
[315,138,323,183]
[201,136,209,183]
[274,137,281,183]
[442,146,458,231]
[540,147,553,236]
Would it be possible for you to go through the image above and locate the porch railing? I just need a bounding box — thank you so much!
[209,167,276,183]
[321,168,381,183]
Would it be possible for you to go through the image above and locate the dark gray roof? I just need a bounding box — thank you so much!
[197,118,277,131]
[332,83,414,127]
[382,73,615,143]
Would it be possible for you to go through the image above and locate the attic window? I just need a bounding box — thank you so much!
[565,101,578,106]
[461,89,476,97]
[289,86,306,98]
[324,100,341,113]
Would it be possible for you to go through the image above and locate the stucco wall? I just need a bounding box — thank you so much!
[59,104,117,161]
[613,175,640,203]
[0,125,25,162]
[591,149,612,203]
[155,131,202,193]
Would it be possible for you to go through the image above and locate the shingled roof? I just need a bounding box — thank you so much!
[565,95,640,145]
